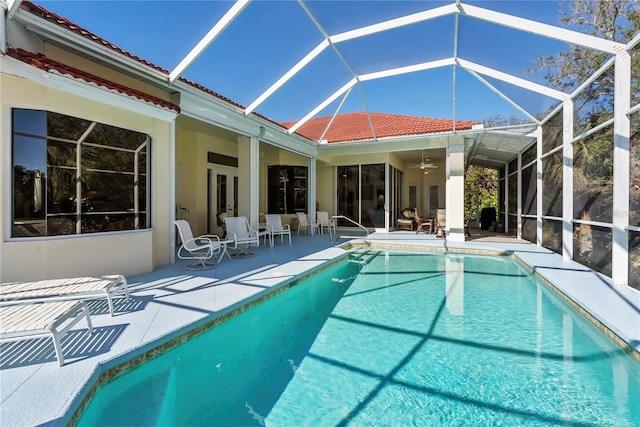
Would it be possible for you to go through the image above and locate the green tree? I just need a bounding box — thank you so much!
[529,0,639,275]
[464,165,498,224]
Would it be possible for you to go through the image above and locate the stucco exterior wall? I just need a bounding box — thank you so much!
[175,116,240,237]
[0,73,173,281]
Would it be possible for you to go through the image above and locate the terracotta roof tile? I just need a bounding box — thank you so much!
[282,112,480,143]
[18,1,285,129]
[7,47,181,112]
[19,1,169,74]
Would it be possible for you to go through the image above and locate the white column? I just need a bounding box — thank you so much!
[612,51,631,287]
[248,134,260,228]
[0,6,6,54]
[536,126,543,246]
[237,134,260,228]
[517,152,522,239]
[504,163,509,233]
[169,119,176,263]
[308,156,317,234]
[446,139,465,242]
[562,99,574,262]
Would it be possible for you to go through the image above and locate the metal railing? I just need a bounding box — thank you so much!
[329,215,370,242]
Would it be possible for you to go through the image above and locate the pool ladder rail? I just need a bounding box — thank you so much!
[329,215,370,242]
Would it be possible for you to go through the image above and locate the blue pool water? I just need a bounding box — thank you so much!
[75,250,640,426]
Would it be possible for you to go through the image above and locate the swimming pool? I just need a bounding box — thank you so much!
[74,250,640,426]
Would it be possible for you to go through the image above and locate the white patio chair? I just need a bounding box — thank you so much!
[296,212,318,235]
[174,219,228,270]
[265,214,291,246]
[436,209,447,238]
[224,216,260,257]
[316,211,335,235]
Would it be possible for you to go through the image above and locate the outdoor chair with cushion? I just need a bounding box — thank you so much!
[174,219,229,270]
[397,208,415,231]
[224,216,260,257]
[414,208,433,234]
[265,214,291,246]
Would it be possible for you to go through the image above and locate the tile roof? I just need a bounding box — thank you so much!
[282,112,480,143]
[7,47,181,112]
[17,0,283,127]
[19,0,169,74]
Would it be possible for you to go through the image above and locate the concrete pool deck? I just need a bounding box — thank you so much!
[1,230,639,426]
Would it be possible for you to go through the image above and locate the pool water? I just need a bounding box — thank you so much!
[75,250,640,426]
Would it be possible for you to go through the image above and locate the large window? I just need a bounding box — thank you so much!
[267,165,307,214]
[12,109,151,237]
[337,164,386,228]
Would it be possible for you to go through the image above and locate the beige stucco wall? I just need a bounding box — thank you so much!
[0,73,174,281]
[175,116,240,237]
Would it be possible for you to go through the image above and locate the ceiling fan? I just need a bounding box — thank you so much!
[409,150,438,170]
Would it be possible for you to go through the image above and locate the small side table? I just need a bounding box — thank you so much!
[397,218,414,230]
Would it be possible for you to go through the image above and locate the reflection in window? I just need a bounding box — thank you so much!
[12,109,150,237]
[336,164,386,228]
[337,165,360,226]
[267,165,307,214]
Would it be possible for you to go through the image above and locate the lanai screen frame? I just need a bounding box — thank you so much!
[165,1,637,288]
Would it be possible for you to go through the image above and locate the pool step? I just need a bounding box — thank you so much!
[348,250,376,265]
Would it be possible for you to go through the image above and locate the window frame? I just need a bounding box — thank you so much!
[11,108,152,238]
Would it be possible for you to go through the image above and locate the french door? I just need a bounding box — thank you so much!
[208,168,238,234]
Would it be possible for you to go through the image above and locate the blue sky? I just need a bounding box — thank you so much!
[35,1,583,124]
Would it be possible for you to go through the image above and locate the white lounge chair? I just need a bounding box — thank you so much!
[0,275,129,316]
[224,216,260,257]
[296,212,318,235]
[174,219,229,270]
[316,211,335,235]
[265,214,291,246]
[0,300,93,366]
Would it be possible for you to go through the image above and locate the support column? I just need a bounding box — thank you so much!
[517,152,522,239]
[446,138,465,242]
[536,126,543,246]
[504,164,509,233]
[237,133,260,228]
[170,119,176,263]
[308,155,317,234]
[562,99,574,262]
[612,51,631,287]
